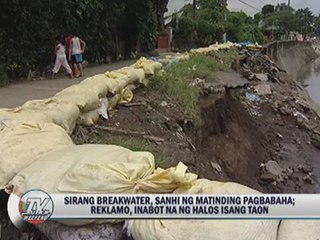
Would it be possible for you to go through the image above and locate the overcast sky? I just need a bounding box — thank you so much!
[167,0,320,16]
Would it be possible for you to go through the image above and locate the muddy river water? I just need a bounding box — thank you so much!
[301,58,320,104]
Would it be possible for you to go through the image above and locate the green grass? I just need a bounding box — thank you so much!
[148,54,229,118]
[73,129,165,167]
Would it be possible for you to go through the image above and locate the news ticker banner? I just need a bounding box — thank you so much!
[7,190,320,229]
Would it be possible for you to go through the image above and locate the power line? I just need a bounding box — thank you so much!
[237,0,261,11]
[258,0,265,9]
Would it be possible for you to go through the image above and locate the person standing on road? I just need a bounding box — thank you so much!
[52,38,73,79]
[68,35,86,78]
[65,34,75,75]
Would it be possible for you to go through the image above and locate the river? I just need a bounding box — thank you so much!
[301,58,320,105]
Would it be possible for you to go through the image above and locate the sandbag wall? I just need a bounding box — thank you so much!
[0,42,236,189]
[0,57,162,189]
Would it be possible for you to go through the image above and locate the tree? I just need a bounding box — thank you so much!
[175,0,228,47]
[264,10,299,36]
[262,4,274,17]
[0,0,166,81]
[296,8,315,35]
[253,13,263,25]
[314,15,320,36]
[226,11,264,43]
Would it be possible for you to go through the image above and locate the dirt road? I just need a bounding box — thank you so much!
[0,60,134,108]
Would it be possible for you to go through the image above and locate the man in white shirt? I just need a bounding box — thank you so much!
[68,35,86,77]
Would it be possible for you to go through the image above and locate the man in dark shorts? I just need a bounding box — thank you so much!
[68,35,86,77]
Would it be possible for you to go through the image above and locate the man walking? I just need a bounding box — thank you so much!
[68,35,86,77]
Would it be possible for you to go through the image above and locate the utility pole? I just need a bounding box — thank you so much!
[288,0,291,6]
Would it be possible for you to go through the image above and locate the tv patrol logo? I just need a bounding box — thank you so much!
[19,190,54,224]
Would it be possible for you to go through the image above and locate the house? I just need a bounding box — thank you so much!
[280,32,304,41]
[275,3,292,12]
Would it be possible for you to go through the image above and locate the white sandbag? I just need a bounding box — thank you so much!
[103,72,128,94]
[116,67,145,84]
[36,221,126,240]
[105,71,128,80]
[277,220,320,240]
[108,87,134,110]
[77,109,99,126]
[8,145,196,196]
[80,74,110,97]
[0,123,74,189]
[127,179,280,240]
[21,98,80,134]
[55,84,100,112]
[0,108,52,130]
[175,53,190,62]
[133,57,162,76]
[106,78,128,94]
[7,145,195,226]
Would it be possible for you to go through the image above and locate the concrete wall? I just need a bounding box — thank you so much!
[264,41,320,80]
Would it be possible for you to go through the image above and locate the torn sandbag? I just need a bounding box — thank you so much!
[126,179,280,240]
[98,98,109,120]
[21,98,80,134]
[108,87,134,110]
[0,123,74,189]
[119,87,134,104]
[108,93,122,110]
[277,220,320,240]
[55,84,100,112]
[7,145,196,225]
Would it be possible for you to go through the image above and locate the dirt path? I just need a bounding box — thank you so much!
[0,60,134,108]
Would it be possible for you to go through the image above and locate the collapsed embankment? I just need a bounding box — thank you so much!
[187,42,320,194]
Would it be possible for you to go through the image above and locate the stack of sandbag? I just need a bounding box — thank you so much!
[55,84,100,113]
[51,57,162,127]
[190,42,237,55]
[126,179,280,240]
[115,67,145,85]
[20,98,80,134]
[6,144,195,238]
[104,71,129,94]
[175,53,190,62]
[0,122,74,189]
[103,66,148,110]
[132,57,162,76]
[277,220,320,240]
[80,74,110,98]
[54,83,102,127]
[6,144,196,220]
